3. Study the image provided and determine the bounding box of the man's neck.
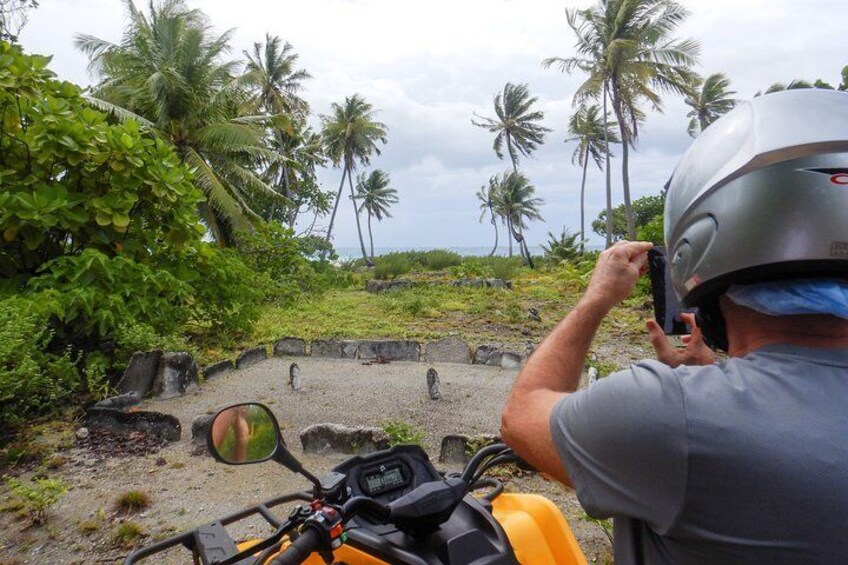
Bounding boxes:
[723,297,848,357]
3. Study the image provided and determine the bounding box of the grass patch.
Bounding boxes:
[113,522,145,547]
[115,490,151,514]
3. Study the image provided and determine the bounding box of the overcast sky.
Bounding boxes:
[20,0,848,250]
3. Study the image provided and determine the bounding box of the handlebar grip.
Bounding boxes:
[268,527,323,565]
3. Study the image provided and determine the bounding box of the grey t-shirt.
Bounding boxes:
[550,344,848,564]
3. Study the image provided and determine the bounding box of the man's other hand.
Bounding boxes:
[646,312,717,367]
[585,240,653,311]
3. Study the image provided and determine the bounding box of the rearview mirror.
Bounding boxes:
[207,403,282,465]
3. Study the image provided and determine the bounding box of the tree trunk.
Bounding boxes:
[579,152,589,255]
[506,217,513,257]
[367,211,375,261]
[489,213,499,257]
[612,76,636,240]
[348,165,372,266]
[507,132,518,174]
[518,223,535,269]
[602,81,613,248]
[325,167,347,243]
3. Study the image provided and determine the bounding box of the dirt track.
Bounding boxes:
[0,356,614,564]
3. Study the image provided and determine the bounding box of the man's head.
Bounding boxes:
[664,89,848,350]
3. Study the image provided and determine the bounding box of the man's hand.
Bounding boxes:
[646,312,717,367]
[584,240,653,311]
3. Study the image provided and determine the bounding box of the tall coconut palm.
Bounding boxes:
[544,0,699,240]
[262,119,327,226]
[354,170,398,261]
[242,33,311,117]
[477,176,502,257]
[321,94,388,265]
[472,82,552,173]
[75,0,281,245]
[241,34,312,221]
[566,105,620,253]
[494,171,544,268]
[685,73,737,137]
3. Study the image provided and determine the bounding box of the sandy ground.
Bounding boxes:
[0,356,614,564]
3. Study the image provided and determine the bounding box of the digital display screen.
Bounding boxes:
[363,465,406,495]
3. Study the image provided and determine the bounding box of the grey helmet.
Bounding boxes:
[665,89,848,349]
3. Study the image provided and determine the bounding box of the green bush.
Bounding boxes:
[462,256,523,280]
[411,249,463,270]
[382,420,425,446]
[0,297,79,431]
[637,214,664,245]
[542,228,584,264]
[373,253,414,280]
[447,262,494,279]
[236,224,314,304]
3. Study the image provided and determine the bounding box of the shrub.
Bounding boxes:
[462,256,523,281]
[0,296,79,431]
[542,228,584,264]
[414,249,462,270]
[382,420,425,446]
[447,262,494,279]
[637,214,664,245]
[373,253,414,280]
[4,476,68,525]
[236,223,314,304]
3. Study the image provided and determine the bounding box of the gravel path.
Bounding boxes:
[0,356,613,564]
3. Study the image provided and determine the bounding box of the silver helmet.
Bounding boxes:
[665,89,848,348]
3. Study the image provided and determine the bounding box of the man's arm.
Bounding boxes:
[501,241,652,486]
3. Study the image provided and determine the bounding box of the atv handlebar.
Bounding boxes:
[268,527,323,565]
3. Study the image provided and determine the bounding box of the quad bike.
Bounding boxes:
[125,403,586,564]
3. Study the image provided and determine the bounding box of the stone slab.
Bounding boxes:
[300,423,389,455]
[203,359,233,381]
[273,337,307,357]
[86,408,181,442]
[235,346,267,369]
[423,337,471,364]
[358,340,420,362]
[116,350,162,397]
[153,352,198,400]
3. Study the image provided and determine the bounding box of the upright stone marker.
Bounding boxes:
[116,350,162,397]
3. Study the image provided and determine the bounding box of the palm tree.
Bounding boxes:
[566,105,620,253]
[75,0,281,245]
[262,119,327,226]
[321,94,388,265]
[494,171,544,267]
[242,34,312,222]
[242,33,311,117]
[685,73,737,137]
[354,170,398,260]
[472,82,552,173]
[477,176,502,257]
[544,0,699,241]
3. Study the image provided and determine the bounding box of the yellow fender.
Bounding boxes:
[493,493,587,565]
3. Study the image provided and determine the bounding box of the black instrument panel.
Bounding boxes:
[332,444,441,504]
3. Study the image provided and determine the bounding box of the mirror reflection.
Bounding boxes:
[210,404,279,464]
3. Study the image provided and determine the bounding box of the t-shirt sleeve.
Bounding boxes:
[549,360,688,534]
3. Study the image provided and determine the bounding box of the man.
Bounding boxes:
[501,89,848,564]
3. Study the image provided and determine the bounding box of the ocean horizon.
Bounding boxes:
[334,245,604,261]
